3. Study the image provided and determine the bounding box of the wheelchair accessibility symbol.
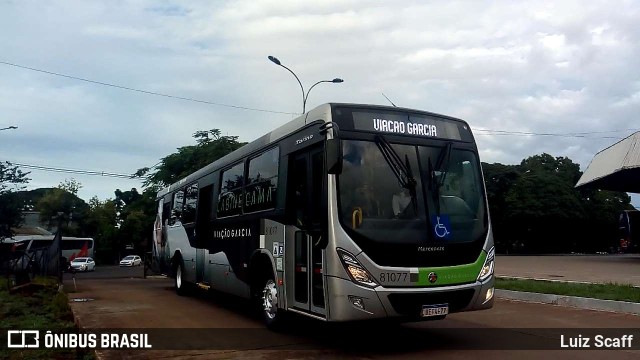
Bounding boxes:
[432,215,452,240]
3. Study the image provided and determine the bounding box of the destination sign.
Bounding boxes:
[351,111,463,140]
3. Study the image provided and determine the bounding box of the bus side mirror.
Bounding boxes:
[326,138,343,175]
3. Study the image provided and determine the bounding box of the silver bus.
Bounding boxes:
[153,103,494,327]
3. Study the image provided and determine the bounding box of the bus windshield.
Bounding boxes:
[338,139,487,247]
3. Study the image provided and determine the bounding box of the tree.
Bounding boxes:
[84,197,118,264]
[482,153,634,254]
[482,162,520,252]
[87,187,159,263]
[135,129,246,187]
[0,161,30,239]
[36,179,89,235]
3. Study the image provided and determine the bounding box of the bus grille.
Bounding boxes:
[387,289,476,316]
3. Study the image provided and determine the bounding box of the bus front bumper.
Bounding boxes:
[325,276,494,322]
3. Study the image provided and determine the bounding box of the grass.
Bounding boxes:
[0,276,94,360]
[496,277,640,303]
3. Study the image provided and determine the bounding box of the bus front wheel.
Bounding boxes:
[174,259,187,296]
[261,277,285,329]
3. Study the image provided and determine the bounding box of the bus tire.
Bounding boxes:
[174,258,188,296]
[261,275,286,329]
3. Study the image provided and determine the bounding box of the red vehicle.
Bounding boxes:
[619,210,640,253]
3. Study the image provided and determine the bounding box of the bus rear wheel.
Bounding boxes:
[261,277,285,329]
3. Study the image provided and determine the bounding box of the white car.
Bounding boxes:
[70,257,96,272]
[119,255,142,267]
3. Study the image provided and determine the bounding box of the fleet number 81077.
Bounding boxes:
[379,272,409,283]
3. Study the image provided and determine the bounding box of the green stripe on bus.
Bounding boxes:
[417,251,487,286]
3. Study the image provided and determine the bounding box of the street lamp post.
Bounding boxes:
[0,126,17,132]
[268,56,343,113]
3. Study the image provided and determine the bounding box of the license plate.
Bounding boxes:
[421,304,449,317]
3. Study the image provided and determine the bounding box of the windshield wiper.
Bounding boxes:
[434,141,453,187]
[428,141,453,215]
[374,135,418,213]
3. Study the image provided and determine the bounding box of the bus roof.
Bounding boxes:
[156,103,470,198]
[3,235,94,242]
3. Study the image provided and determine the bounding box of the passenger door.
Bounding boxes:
[288,146,326,315]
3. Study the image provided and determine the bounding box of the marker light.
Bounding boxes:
[484,287,494,304]
[477,247,495,282]
[349,295,365,310]
[337,248,378,288]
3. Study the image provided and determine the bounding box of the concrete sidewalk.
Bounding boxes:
[495,255,640,286]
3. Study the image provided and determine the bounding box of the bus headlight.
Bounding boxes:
[477,247,495,282]
[337,248,378,288]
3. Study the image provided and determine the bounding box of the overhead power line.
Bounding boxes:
[472,128,635,140]
[2,60,637,139]
[474,128,639,135]
[8,161,138,179]
[0,60,297,115]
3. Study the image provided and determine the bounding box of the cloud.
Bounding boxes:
[1,0,639,206]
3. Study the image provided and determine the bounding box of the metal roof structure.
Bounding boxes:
[576,131,640,193]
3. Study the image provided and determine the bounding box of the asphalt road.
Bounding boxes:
[64,264,145,280]
[67,274,640,359]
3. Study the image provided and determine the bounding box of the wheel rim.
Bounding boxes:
[176,266,182,289]
[262,280,278,320]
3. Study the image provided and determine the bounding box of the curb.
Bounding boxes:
[68,293,104,360]
[496,289,640,316]
[496,275,640,288]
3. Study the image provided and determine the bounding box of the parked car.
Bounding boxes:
[69,257,96,272]
[119,255,142,267]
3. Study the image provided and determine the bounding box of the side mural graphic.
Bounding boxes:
[204,221,261,284]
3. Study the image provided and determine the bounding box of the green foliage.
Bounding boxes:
[0,279,93,359]
[36,180,89,235]
[483,153,634,254]
[496,278,640,303]
[136,129,246,187]
[83,197,119,264]
[0,192,25,239]
[0,161,30,194]
[58,178,82,196]
[0,161,30,239]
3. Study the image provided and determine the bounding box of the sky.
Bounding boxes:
[1,0,639,207]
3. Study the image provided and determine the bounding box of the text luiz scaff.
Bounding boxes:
[6,330,152,349]
[561,334,634,349]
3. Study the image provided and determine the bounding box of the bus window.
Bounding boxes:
[30,240,50,250]
[182,183,198,224]
[290,156,308,227]
[310,151,324,228]
[162,200,171,229]
[245,147,279,213]
[171,190,184,225]
[218,162,245,217]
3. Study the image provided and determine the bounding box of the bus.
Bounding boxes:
[7,235,94,262]
[1,235,94,275]
[153,103,494,327]
[619,210,640,253]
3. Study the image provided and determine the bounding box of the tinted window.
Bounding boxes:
[291,157,308,227]
[245,147,279,213]
[338,140,427,244]
[30,240,50,250]
[62,240,93,250]
[171,190,184,225]
[310,151,324,227]
[182,183,198,224]
[218,162,245,217]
